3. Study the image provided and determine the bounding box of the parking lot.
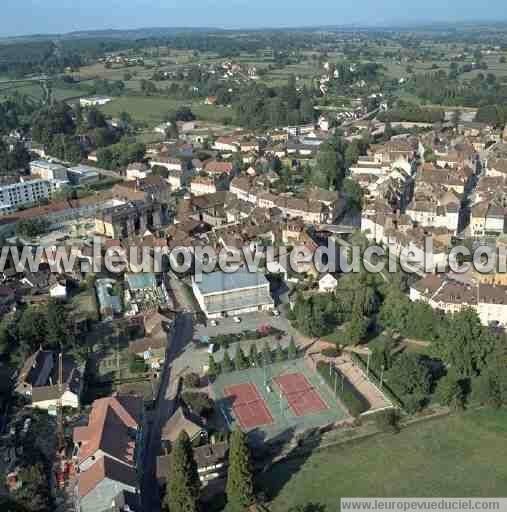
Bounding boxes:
[171,312,301,377]
[194,312,292,339]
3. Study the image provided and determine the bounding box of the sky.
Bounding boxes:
[3,0,507,37]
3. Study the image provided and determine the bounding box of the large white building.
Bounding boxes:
[0,177,66,214]
[30,160,68,181]
[192,270,274,319]
[410,274,507,327]
[79,96,112,107]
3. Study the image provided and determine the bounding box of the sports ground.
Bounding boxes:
[212,358,350,442]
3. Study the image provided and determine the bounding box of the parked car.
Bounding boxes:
[233,316,241,323]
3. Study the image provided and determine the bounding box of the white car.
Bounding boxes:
[210,319,218,327]
[233,316,241,323]
[272,309,280,317]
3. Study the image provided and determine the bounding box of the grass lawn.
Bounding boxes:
[100,95,234,126]
[0,82,86,102]
[258,408,507,511]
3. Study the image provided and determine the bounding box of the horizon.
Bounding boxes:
[3,0,507,38]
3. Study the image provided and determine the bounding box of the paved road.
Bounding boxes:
[141,310,194,512]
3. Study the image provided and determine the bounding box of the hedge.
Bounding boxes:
[316,361,370,417]
[350,352,405,411]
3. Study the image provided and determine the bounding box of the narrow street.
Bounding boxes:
[141,296,194,511]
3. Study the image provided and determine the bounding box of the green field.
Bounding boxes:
[99,95,234,125]
[259,408,507,511]
[0,82,86,102]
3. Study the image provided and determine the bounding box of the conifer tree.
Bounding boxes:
[222,350,233,373]
[208,354,218,379]
[288,337,297,360]
[164,430,200,512]
[261,341,272,366]
[226,428,255,510]
[275,342,286,363]
[248,343,258,367]
[234,345,247,370]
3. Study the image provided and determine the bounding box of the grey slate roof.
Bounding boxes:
[195,270,269,296]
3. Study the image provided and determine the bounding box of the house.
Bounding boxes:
[126,162,151,181]
[410,275,507,327]
[190,176,217,197]
[149,155,186,173]
[204,160,234,176]
[161,406,206,445]
[205,96,218,105]
[370,139,416,165]
[157,441,228,488]
[15,349,83,410]
[486,158,507,178]
[73,394,144,512]
[240,139,260,153]
[128,312,171,368]
[191,270,274,319]
[319,273,338,293]
[49,281,68,300]
[470,202,505,237]
[213,137,239,153]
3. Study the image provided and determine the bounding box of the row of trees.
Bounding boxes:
[164,429,255,512]
[96,140,146,170]
[234,76,315,129]
[407,70,507,107]
[378,102,445,124]
[208,339,298,378]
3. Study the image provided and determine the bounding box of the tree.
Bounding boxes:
[275,342,286,363]
[208,354,218,379]
[165,430,200,512]
[181,392,214,417]
[248,344,258,367]
[287,337,297,360]
[234,345,247,371]
[344,308,368,345]
[226,428,255,511]
[431,309,495,377]
[45,299,71,349]
[129,354,147,374]
[343,178,363,212]
[387,353,432,413]
[15,462,51,511]
[261,342,272,367]
[18,306,47,355]
[345,142,360,169]
[435,371,465,410]
[16,218,50,238]
[222,350,233,373]
[183,372,201,388]
[314,143,338,189]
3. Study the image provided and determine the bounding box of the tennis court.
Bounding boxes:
[212,358,350,442]
[274,373,328,417]
[224,382,273,429]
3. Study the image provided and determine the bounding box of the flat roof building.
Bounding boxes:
[191,270,274,319]
[67,165,100,186]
